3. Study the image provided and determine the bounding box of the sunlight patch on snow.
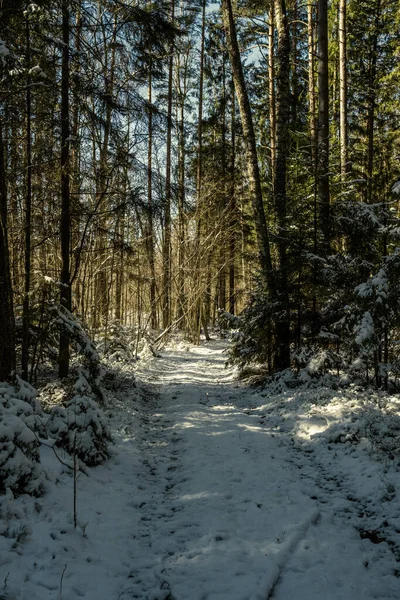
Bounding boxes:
[177,420,197,429]
[294,415,330,439]
[179,491,222,502]
[211,404,235,412]
[203,429,237,436]
[238,422,269,433]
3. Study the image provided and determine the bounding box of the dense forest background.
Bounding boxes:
[0,0,399,387]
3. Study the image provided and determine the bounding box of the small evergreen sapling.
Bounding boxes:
[46,371,112,466]
[0,381,45,496]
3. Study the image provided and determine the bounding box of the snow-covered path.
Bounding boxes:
[136,342,320,600]
[1,340,399,599]
[132,341,399,600]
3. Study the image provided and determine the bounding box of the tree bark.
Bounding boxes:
[229,91,236,315]
[366,0,381,204]
[269,4,276,181]
[317,0,330,253]
[162,0,175,329]
[221,0,273,289]
[191,0,206,342]
[308,1,317,163]
[308,0,318,338]
[339,0,348,180]
[147,64,157,329]
[218,56,227,312]
[0,118,16,381]
[59,0,71,378]
[22,16,32,380]
[177,80,186,325]
[273,0,291,370]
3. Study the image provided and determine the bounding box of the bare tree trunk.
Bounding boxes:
[71,2,82,308]
[0,118,16,381]
[59,0,71,378]
[162,0,175,329]
[94,15,117,329]
[317,0,330,253]
[269,4,276,180]
[177,86,186,324]
[196,0,206,214]
[274,0,291,370]
[147,65,157,329]
[366,0,381,204]
[115,215,124,322]
[308,1,317,163]
[22,16,32,380]
[229,91,236,315]
[218,57,227,311]
[222,0,273,290]
[290,1,300,127]
[339,0,348,180]
[308,0,318,339]
[191,0,206,342]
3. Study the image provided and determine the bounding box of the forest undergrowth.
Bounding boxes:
[1,329,400,598]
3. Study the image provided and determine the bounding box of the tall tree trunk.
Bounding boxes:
[115,215,124,322]
[308,0,318,338]
[229,91,236,315]
[71,2,82,301]
[147,65,157,329]
[59,0,71,378]
[274,0,291,370]
[218,56,227,311]
[366,0,381,204]
[222,0,273,290]
[0,118,16,381]
[317,0,330,253]
[308,1,317,163]
[22,16,32,380]
[196,0,206,214]
[162,0,175,329]
[190,0,206,342]
[290,1,300,128]
[339,0,348,180]
[269,4,276,181]
[177,85,186,324]
[94,14,117,329]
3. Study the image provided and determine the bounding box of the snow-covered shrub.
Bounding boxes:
[317,421,360,445]
[363,411,400,458]
[53,305,102,378]
[96,321,137,363]
[334,200,382,257]
[51,305,107,403]
[333,251,400,385]
[217,310,241,339]
[0,488,31,540]
[306,347,342,376]
[228,287,272,368]
[46,391,112,466]
[0,383,45,497]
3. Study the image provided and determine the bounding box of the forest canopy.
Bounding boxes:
[0,0,399,387]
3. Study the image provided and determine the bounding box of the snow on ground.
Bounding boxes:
[1,339,400,599]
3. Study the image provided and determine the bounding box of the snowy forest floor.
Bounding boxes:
[2,339,400,599]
